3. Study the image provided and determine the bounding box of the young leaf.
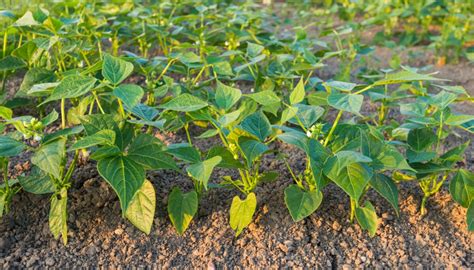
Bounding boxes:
[102,54,134,85]
[449,169,474,208]
[238,138,269,168]
[18,168,54,194]
[284,185,323,222]
[43,75,97,104]
[125,180,156,235]
[215,81,241,111]
[229,192,257,237]
[369,174,399,216]
[49,188,68,244]
[186,156,222,190]
[328,92,363,115]
[324,161,373,201]
[355,201,379,237]
[289,78,305,105]
[127,134,178,171]
[407,128,436,151]
[70,129,115,150]
[167,187,198,235]
[97,155,145,213]
[239,111,272,142]
[0,136,25,157]
[31,138,66,180]
[113,84,144,110]
[159,94,208,112]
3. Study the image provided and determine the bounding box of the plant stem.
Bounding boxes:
[324,110,343,147]
[61,98,66,129]
[350,198,356,222]
[184,123,192,146]
[420,195,428,216]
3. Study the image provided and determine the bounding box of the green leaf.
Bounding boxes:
[374,70,446,86]
[81,114,117,136]
[239,111,272,142]
[328,92,363,114]
[229,192,257,237]
[284,185,323,222]
[31,138,66,180]
[239,138,269,168]
[49,188,68,244]
[467,202,474,231]
[167,187,198,235]
[167,143,201,163]
[17,67,55,97]
[246,42,264,58]
[449,169,474,208]
[71,129,115,150]
[324,161,373,201]
[407,128,436,151]
[355,201,379,237]
[159,94,208,112]
[245,90,281,106]
[0,106,12,119]
[43,75,97,104]
[97,155,145,213]
[0,56,26,72]
[18,168,54,194]
[206,146,244,169]
[288,104,324,129]
[215,81,241,111]
[13,11,39,27]
[0,136,24,157]
[90,145,122,160]
[186,156,221,190]
[128,134,178,171]
[113,84,144,110]
[125,180,156,234]
[102,54,134,85]
[289,78,305,105]
[369,174,399,216]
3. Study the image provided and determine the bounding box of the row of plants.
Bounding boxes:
[289,0,474,64]
[0,1,473,244]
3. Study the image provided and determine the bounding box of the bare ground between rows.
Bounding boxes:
[0,48,473,268]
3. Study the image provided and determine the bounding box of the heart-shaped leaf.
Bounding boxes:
[284,185,323,222]
[167,187,198,235]
[126,180,156,234]
[102,54,134,85]
[229,192,257,236]
[355,201,379,237]
[215,81,241,111]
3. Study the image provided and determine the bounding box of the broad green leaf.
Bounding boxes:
[125,180,156,234]
[445,114,474,126]
[31,138,66,180]
[374,145,414,171]
[12,41,37,62]
[49,188,68,244]
[13,11,39,27]
[245,90,281,106]
[239,138,269,167]
[407,128,436,151]
[159,94,208,112]
[71,129,115,150]
[219,110,241,127]
[67,96,93,125]
[213,61,234,76]
[239,111,271,142]
[374,70,445,86]
[277,131,309,152]
[128,134,178,170]
[370,174,399,216]
[326,81,357,92]
[0,56,26,72]
[324,161,373,200]
[206,146,244,169]
[284,185,323,222]
[167,187,198,235]
[97,155,145,213]
[407,149,436,163]
[113,84,144,109]
[328,92,363,114]
[43,75,97,104]
[41,109,58,126]
[428,91,457,109]
[449,169,474,208]
[186,156,221,190]
[18,168,54,194]
[167,143,201,163]
[90,145,122,160]
[288,104,324,129]
[468,202,474,231]
[17,67,55,97]
[327,151,372,175]
[81,114,117,135]
[0,106,12,119]
[42,126,84,144]
[246,42,264,57]
[0,136,25,157]
[355,201,379,237]
[131,103,159,121]
[289,78,305,105]
[102,54,134,85]
[196,129,219,139]
[280,106,298,124]
[230,192,257,236]
[215,81,241,111]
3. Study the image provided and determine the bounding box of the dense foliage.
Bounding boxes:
[0,0,472,244]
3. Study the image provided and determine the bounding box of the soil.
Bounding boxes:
[1,22,473,270]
